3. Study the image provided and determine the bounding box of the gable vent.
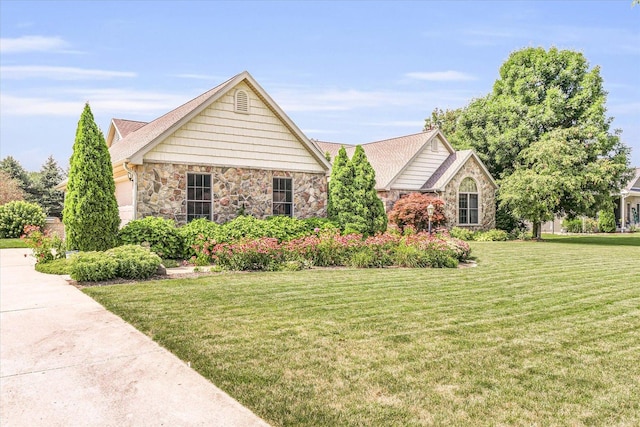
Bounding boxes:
[235,90,249,113]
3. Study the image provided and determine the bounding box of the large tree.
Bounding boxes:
[63,103,120,251]
[431,47,630,237]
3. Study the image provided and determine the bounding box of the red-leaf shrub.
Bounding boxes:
[388,194,446,233]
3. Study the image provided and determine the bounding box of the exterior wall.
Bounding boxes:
[145,82,325,173]
[136,162,327,225]
[442,156,496,230]
[377,190,403,212]
[391,136,451,190]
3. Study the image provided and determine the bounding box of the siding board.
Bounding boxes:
[145,82,325,173]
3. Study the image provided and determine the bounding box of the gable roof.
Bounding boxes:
[109,71,330,171]
[316,128,451,189]
[624,167,640,192]
[113,119,148,139]
[421,149,497,191]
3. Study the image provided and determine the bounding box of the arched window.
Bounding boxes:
[458,177,478,225]
[234,89,249,113]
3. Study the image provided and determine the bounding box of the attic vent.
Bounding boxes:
[431,138,438,152]
[235,90,249,113]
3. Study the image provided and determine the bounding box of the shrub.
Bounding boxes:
[211,238,285,271]
[69,252,118,282]
[180,218,221,258]
[583,218,598,233]
[388,194,446,233]
[21,224,65,264]
[0,201,46,238]
[35,258,71,275]
[474,229,509,241]
[119,216,184,259]
[394,244,432,268]
[562,218,583,233]
[215,215,268,243]
[106,245,162,279]
[495,204,525,232]
[598,210,616,233]
[450,226,476,241]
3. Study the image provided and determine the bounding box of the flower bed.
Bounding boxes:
[193,229,470,271]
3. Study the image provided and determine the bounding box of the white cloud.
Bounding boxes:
[173,73,224,80]
[0,89,188,117]
[405,71,477,82]
[365,120,426,127]
[0,35,69,53]
[1,66,136,80]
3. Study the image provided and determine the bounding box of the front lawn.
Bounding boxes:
[85,235,640,426]
[0,238,28,249]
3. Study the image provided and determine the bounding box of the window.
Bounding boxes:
[458,177,478,225]
[234,89,249,113]
[273,177,293,217]
[187,173,212,222]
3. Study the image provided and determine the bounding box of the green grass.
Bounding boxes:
[0,238,28,249]
[85,234,640,426]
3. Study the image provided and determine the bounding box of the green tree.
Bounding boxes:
[499,127,629,238]
[350,145,387,235]
[423,107,466,149]
[63,103,120,251]
[33,156,66,218]
[327,146,352,223]
[435,47,630,237]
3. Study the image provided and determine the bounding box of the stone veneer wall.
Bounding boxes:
[136,163,327,225]
[441,156,496,230]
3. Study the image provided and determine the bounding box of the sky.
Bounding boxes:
[1,0,639,172]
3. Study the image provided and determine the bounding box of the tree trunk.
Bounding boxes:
[532,221,542,240]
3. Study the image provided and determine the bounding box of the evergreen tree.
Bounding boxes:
[350,145,387,235]
[34,156,66,218]
[63,103,120,251]
[327,147,351,222]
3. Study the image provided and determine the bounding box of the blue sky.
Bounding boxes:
[1,0,639,171]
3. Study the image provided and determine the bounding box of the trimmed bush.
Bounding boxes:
[119,216,184,259]
[450,226,475,241]
[598,210,616,233]
[562,218,583,233]
[180,218,221,258]
[106,245,162,279]
[35,258,71,275]
[474,229,509,241]
[0,201,45,238]
[70,252,118,282]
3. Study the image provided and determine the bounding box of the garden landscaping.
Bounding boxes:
[84,234,640,426]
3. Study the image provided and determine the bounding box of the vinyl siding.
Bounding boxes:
[391,136,450,190]
[145,82,325,173]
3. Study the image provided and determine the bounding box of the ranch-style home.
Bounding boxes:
[103,71,497,229]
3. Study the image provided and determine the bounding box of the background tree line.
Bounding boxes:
[0,155,66,218]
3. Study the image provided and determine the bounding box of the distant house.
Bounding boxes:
[317,131,498,230]
[104,71,331,225]
[615,167,640,230]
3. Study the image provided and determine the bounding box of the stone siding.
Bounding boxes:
[136,163,327,224]
[441,157,496,230]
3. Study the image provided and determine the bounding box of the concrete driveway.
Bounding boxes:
[0,248,270,427]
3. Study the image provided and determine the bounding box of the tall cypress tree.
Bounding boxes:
[63,104,120,251]
[327,147,352,222]
[350,145,387,235]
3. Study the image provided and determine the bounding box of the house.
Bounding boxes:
[316,131,498,230]
[615,167,640,230]
[105,71,331,225]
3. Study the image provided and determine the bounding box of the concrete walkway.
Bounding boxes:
[0,249,270,427]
